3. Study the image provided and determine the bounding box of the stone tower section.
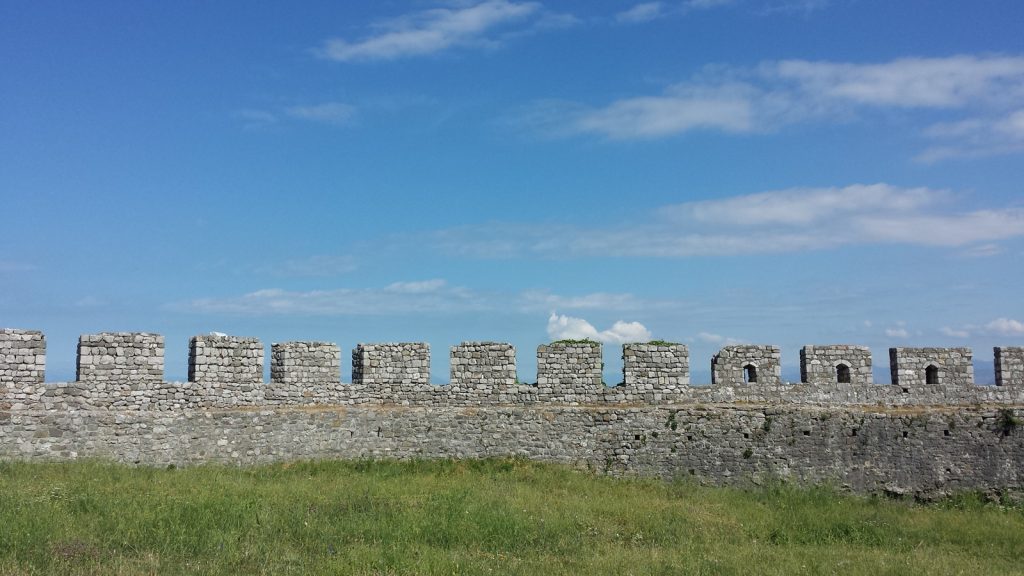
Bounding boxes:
[188,334,264,385]
[711,345,781,385]
[889,347,973,387]
[449,342,517,389]
[800,345,872,385]
[351,343,431,396]
[77,332,164,383]
[995,347,1024,387]
[536,341,603,398]
[622,343,689,391]
[0,328,46,386]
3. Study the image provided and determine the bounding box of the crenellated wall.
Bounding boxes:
[890,347,974,388]
[4,327,1024,494]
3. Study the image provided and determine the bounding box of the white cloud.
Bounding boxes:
[285,102,356,125]
[940,326,970,338]
[695,332,742,345]
[233,109,278,130]
[985,318,1024,336]
[317,1,542,62]
[956,243,1004,258]
[616,2,665,23]
[546,313,651,344]
[885,327,909,339]
[430,184,1024,257]
[519,290,646,311]
[918,109,1024,161]
[526,55,1024,147]
[175,280,487,316]
[259,255,357,277]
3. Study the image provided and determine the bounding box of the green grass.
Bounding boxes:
[1,459,1023,575]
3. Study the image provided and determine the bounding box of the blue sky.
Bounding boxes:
[2,0,1023,383]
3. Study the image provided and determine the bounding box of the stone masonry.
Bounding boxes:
[6,326,1024,495]
[800,345,872,385]
[352,343,431,400]
[0,329,45,385]
[536,341,603,402]
[76,332,164,383]
[996,347,1024,387]
[889,347,974,387]
[188,335,264,385]
[267,341,342,403]
[449,342,517,390]
[712,345,781,385]
[622,343,689,393]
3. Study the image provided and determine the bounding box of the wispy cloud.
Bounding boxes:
[172,282,659,318]
[616,2,666,23]
[257,255,358,277]
[522,54,1024,154]
[546,312,651,344]
[285,102,356,125]
[429,184,1024,258]
[918,109,1024,161]
[316,1,545,62]
[695,331,743,345]
[174,280,488,316]
[232,109,279,130]
[934,318,1024,339]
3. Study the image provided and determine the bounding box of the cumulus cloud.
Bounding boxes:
[317,1,543,62]
[522,54,1024,154]
[430,183,1024,258]
[986,318,1024,336]
[546,313,651,344]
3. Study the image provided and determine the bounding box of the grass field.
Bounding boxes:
[1,458,1022,575]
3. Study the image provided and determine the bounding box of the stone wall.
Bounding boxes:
[4,403,1024,498]
[266,341,342,404]
[800,345,872,385]
[536,341,602,403]
[712,345,781,385]
[0,329,45,386]
[889,347,974,388]
[996,347,1024,387]
[188,335,263,384]
[76,333,163,383]
[352,343,431,403]
[449,342,517,402]
[622,343,689,400]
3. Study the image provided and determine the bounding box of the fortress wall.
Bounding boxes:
[622,343,689,402]
[1,329,45,394]
[266,341,343,404]
[76,332,164,384]
[3,403,1023,498]
[536,342,603,404]
[996,347,1024,387]
[449,342,517,403]
[351,343,433,404]
[3,328,1024,410]
[712,345,782,385]
[890,347,974,388]
[800,345,873,385]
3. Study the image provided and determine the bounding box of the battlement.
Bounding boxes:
[4,327,1024,495]
[2,327,1024,411]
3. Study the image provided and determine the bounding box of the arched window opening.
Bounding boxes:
[836,363,851,384]
[926,365,939,385]
[743,364,758,384]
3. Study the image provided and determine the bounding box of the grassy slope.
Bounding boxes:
[0,459,1022,575]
